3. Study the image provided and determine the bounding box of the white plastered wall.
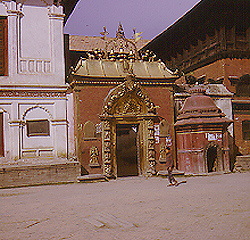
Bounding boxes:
[0,1,70,163]
[0,0,65,85]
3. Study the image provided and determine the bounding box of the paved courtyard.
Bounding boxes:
[0,172,250,240]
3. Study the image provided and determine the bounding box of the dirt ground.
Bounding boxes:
[0,172,249,240]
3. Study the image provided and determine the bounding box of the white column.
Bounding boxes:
[6,1,22,77]
[48,5,65,84]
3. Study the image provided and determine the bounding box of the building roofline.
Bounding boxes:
[142,0,250,55]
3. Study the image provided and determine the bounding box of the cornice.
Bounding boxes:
[0,90,67,98]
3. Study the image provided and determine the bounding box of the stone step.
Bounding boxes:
[77,174,108,183]
[157,170,185,176]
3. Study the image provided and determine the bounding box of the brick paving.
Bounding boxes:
[0,172,250,240]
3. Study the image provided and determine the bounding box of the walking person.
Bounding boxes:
[167,165,187,187]
[167,165,178,186]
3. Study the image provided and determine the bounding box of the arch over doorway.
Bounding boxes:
[100,75,158,178]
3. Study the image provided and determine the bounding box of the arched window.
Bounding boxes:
[83,121,96,138]
[23,106,51,138]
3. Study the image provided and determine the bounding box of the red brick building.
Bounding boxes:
[143,0,250,156]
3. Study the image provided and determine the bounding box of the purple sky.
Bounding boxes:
[64,0,201,40]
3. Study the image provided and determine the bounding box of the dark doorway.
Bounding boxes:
[207,146,217,172]
[0,113,3,157]
[116,124,138,177]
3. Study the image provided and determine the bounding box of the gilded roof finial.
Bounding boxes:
[133,28,143,43]
[116,22,126,39]
[100,26,109,40]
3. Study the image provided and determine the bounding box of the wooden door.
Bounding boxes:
[116,124,138,177]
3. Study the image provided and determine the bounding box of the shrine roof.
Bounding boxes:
[69,35,150,52]
[175,85,233,127]
[72,58,178,80]
[175,84,234,98]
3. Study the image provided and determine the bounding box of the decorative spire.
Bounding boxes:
[86,23,158,62]
[116,22,126,39]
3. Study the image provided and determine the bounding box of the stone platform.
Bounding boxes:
[234,155,250,172]
[0,159,81,188]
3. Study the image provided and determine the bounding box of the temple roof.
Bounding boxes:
[175,86,233,126]
[71,58,178,80]
[69,24,178,83]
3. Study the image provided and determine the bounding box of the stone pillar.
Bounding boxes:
[147,119,156,175]
[102,120,112,177]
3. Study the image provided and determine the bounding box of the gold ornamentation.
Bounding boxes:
[114,96,142,115]
[102,76,156,115]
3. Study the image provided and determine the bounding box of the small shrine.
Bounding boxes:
[175,85,233,174]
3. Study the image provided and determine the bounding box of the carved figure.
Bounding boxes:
[104,130,110,140]
[115,97,142,115]
[89,146,100,166]
[148,129,154,139]
[159,143,167,163]
[148,139,154,149]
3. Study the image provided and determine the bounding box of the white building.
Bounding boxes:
[0,0,79,187]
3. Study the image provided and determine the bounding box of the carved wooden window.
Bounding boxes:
[0,17,8,76]
[236,84,250,97]
[26,120,50,137]
[242,121,250,141]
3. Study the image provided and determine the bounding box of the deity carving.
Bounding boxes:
[104,130,111,141]
[104,163,112,176]
[104,141,111,152]
[102,77,156,116]
[103,151,111,162]
[114,96,142,115]
[148,159,156,175]
[89,146,100,167]
[148,129,154,139]
[159,142,167,163]
[148,149,155,160]
[103,120,110,130]
[148,139,154,149]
